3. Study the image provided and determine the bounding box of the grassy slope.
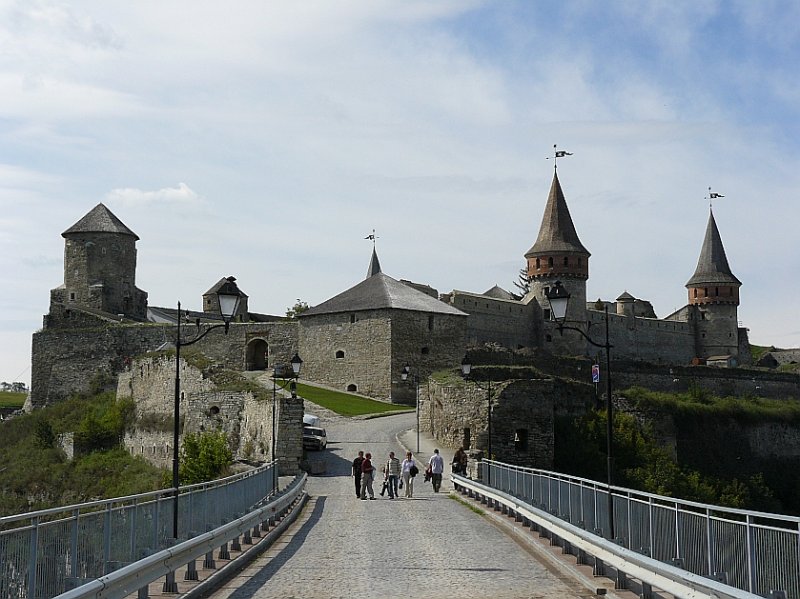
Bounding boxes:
[0,391,26,408]
[295,382,413,416]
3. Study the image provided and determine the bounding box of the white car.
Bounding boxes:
[302,426,327,450]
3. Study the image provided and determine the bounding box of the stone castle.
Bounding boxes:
[30,170,750,411]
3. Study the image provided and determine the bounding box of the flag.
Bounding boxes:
[709,192,724,199]
[555,150,573,158]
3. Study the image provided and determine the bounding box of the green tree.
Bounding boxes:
[511,267,531,299]
[34,418,55,449]
[285,299,310,319]
[179,431,233,485]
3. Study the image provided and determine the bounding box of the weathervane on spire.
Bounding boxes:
[546,144,573,170]
[364,229,379,247]
[705,187,725,209]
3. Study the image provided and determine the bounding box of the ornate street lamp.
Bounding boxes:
[545,280,616,540]
[400,364,420,453]
[460,355,493,486]
[172,276,242,540]
[272,353,303,495]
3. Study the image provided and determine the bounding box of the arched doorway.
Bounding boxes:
[246,339,268,371]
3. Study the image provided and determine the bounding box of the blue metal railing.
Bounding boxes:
[0,461,276,599]
[482,459,800,598]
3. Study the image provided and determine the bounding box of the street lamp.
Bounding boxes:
[272,353,303,495]
[545,280,616,540]
[400,364,420,453]
[460,355,493,486]
[172,276,242,539]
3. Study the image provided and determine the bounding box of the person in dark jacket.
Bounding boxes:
[352,451,364,498]
[359,452,376,500]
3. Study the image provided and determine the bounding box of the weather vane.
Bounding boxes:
[364,229,379,247]
[546,144,573,170]
[705,187,725,209]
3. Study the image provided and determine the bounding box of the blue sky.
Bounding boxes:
[2,1,799,385]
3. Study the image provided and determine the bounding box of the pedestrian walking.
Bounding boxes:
[359,452,376,500]
[352,451,364,498]
[401,451,418,498]
[384,451,401,499]
[428,448,445,493]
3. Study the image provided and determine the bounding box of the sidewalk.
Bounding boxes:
[396,426,460,492]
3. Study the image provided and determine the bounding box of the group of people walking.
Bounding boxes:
[351,447,456,499]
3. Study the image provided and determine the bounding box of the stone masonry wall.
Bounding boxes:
[446,291,538,350]
[299,310,392,399]
[30,319,298,408]
[119,356,302,475]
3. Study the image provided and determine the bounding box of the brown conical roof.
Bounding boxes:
[525,173,589,257]
[62,203,139,240]
[686,209,741,287]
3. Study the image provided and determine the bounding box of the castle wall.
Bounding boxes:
[587,309,696,364]
[119,356,303,475]
[31,319,298,409]
[298,310,393,399]
[423,376,594,468]
[445,291,538,350]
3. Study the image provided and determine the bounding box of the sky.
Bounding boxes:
[2,1,799,386]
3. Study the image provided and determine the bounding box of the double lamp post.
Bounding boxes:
[545,280,616,540]
[400,364,420,453]
[272,353,303,495]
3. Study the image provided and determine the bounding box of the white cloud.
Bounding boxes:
[106,182,200,206]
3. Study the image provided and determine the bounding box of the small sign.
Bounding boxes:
[591,364,600,384]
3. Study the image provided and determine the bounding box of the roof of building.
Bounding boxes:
[525,172,590,257]
[686,209,741,287]
[616,291,635,301]
[62,203,139,240]
[203,276,249,299]
[301,250,467,317]
[483,285,516,300]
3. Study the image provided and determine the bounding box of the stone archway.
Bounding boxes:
[246,339,268,371]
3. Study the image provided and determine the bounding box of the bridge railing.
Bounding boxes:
[0,461,277,599]
[483,459,800,598]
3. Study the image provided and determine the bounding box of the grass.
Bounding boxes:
[294,383,413,416]
[449,493,485,515]
[0,392,26,409]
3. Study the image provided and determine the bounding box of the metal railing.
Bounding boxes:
[0,461,277,599]
[482,459,800,598]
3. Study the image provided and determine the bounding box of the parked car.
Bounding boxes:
[302,426,327,450]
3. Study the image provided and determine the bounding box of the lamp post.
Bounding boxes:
[272,353,303,495]
[400,364,420,453]
[545,280,615,540]
[460,355,493,487]
[172,276,242,540]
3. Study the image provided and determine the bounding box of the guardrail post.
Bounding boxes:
[746,514,755,593]
[641,581,653,599]
[185,558,199,581]
[104,503,113,574]
[218,541,231,560]
[231,534,242,552]
[27,516,39,599]
[70,508,80,580]
[593,557,605,577]
[204,550,216,569]
[162,571,178,593]
[615,569,627,590]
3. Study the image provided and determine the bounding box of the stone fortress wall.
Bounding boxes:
[117,356,303,475]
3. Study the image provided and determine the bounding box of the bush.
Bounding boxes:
[178,431,233,485]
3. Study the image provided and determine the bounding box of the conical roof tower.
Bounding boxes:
[686,209,741,305]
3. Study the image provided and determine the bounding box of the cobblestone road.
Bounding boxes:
[210,411,598,599]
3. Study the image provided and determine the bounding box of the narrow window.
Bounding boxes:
[563,256,569,266]
[69,292,76,301]
[578,257,583,266]
[421,347,430,355]
[715,287,719,296]
[428,314,434,330]
[548,257,554,268]
[535,257,541,269]
[545,334,552,342]
[693,289,698,298]
[543,309,551,321]
[335,350,345,359]
[463,428,471,450]
[347,384,357,392]
[704,288,709,297]
[350,314,356,323]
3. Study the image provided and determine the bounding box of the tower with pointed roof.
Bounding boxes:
[525,172,591,354]
[49,203,148,322]
[686,209,742,360]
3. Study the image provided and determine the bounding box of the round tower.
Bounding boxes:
[685,209,741,361]
[51,203,148,320]
[525,172,591,355]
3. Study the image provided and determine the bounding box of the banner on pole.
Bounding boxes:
[591,364,600,384]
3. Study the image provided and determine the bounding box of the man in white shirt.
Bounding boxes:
[428,448,445,493]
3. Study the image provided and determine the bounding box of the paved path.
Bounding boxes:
[210,411,601,599]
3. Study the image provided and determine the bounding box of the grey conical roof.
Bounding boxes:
[483,285,515,300]
[300,272,466,317]
[62,203,139,240]
[525,172,589,257]
[686,210,741,287]
[367,247,382,278]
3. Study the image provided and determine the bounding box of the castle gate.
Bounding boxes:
[246,339,268,370]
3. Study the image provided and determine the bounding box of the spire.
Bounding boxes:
[62,203,139,240]
[686,209,740,287]
[525,172,589,257]
[366,247,382,278]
